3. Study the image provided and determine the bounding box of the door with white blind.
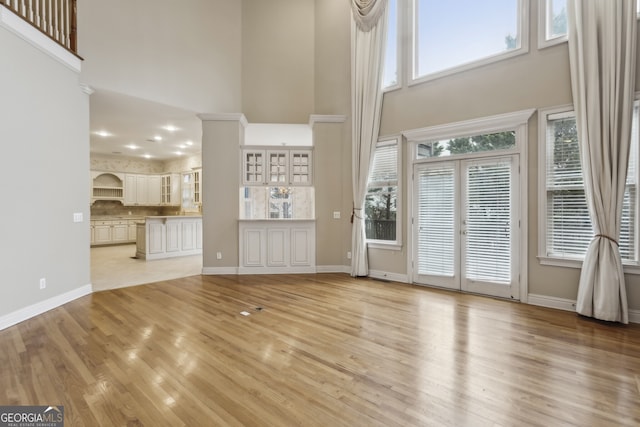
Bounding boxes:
[413,155,520,299]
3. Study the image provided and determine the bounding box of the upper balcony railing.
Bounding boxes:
[2,0,77,53]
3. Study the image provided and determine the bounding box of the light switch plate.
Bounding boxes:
[73,212,83,223]
[333,211,341,219]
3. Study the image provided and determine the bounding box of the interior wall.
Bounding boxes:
[0,26,90,318]
[77,0,242,114]
[201,118,243,270]
[314,0,353,268]
[242,0,315,123]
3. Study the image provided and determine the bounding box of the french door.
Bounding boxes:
[413,155,520,299]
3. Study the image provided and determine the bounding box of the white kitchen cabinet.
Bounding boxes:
[238,220,316,273]
[161,173,181,206]
[242,148,312,186]
[91,172,124,204]
[136,216,203,260]
[124,174,162,206]
[147,175,162,205]
[93,221,112,245]
[111,221,128,243]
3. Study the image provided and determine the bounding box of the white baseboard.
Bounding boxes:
[0,284,92,331]
[316,265,350,274]
[237,266,317,275]
[202,267,239,275]
[368,269,409,283]
[527,293,576,312]
[528,293,640,324]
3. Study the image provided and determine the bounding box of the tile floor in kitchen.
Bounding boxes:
[91,244,202,292]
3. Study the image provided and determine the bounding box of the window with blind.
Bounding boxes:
[542,105,638,265]
[365,141,400,245]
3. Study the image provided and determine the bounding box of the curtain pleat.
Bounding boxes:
[350,0,388,277]
[568,0,637,323]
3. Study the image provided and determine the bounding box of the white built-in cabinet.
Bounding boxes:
[238,220,316,274]
[242,148,312,186]
[91,219,140,246]
[124,174,161,206]
[161,173,181,206]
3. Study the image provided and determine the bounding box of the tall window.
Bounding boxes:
[540,105,639,265]
[365,140,400,245]
[539,0,567,48]
[413,0,526,81]
[382,0,399,89]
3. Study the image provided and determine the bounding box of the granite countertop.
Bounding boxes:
[91,215,145,221]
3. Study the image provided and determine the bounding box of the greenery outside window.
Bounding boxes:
[365,139,401,247]
[539,104,639,268]
[538,0,567,49]
[416,131,516,159]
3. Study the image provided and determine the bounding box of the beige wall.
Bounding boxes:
[78,0,242,113]
[0,25,90,318]
[201,118,243,269]
[242,0,315,123]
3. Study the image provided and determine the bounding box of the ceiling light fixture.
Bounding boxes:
[143,154,152,159]
[185,140,194,146]
[175,151,184,156]
[153,135,163,141]
[94,130,111,137]
[126,144,139,150]
[163,125,179,132]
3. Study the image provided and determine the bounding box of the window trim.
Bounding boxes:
[366,137,403,250]
[538,0,568,49]
[537,103,640,273]
[382,0,401,92]
[409,0,530,85]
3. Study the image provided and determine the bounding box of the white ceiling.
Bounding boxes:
[89,90,202,161]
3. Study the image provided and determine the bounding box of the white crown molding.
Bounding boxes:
[309,115,347,127]
[0,284,92,331]
[0,5,81,73]
[403,109,536,142]
[80,83,95,95]
[197,113,248,128]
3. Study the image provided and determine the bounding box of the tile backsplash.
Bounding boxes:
[91,200,183,217]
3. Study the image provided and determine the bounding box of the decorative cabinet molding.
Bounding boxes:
[238,220,316,274]
[91,172,124,204]
[90,219,140,246]
[242,147,313,186]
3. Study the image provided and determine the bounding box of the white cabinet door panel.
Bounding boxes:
[267,228,287,267]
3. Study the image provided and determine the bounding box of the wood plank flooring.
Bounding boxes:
[1,273,639,426]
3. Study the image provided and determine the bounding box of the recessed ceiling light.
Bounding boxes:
[185,140,194,146]
[153,135,162,141]
[126,144,139,150]
[178,144,186,149]
[163,125,179,132]
[175,151,184,156]
[94,130,111,137]
[143,154,152,159]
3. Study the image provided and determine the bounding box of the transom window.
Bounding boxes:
[413,0,526,81]
[416,131,516,159]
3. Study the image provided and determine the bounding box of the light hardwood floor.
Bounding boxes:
[1,274,639,426]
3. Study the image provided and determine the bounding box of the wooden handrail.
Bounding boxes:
[2,0,77,54]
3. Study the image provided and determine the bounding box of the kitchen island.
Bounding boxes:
[136,216,202,260]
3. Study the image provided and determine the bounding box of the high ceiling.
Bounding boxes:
[89,90,202,161]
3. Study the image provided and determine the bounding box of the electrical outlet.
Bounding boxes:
[333,211,341,219]
[216,252,222,260]
[39,278,46,289]
[347,251,352,259]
